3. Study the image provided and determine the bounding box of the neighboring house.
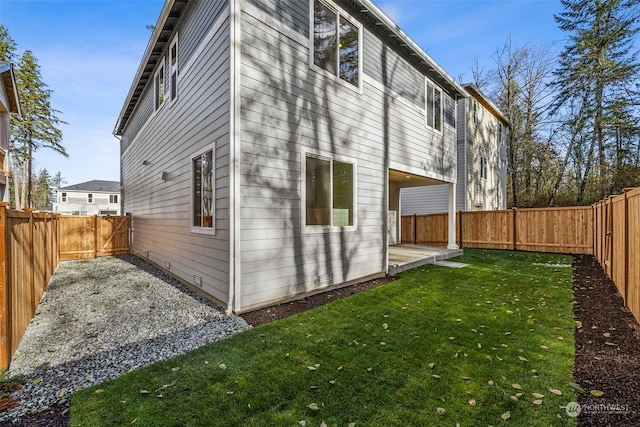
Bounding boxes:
[0,61,21,203]
[115,0,466,312]
[53,180,121,215]
[402,84,509,214]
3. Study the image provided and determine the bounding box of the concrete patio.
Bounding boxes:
[388,244,464,275]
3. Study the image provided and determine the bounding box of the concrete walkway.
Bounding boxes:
[388,244,464,275]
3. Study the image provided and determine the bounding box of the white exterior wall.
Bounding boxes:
[54,190,121,215]
[236,0,456,310]
[120,1,233,304]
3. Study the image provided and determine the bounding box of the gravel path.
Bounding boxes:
[1,255,249,425]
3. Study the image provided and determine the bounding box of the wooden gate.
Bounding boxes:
[59,215,130,260]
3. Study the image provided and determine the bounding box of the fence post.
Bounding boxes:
[623,189,631,304]
[93,215,98,258]
[458,211,463,248]
[23,208,36,314]
[0,202,8,368]
[413,214,417,244]
[512,207,517,251]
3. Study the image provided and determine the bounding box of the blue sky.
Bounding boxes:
[0,0,565,187]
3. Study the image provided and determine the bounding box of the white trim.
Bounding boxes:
[169,32,179,104]
[389,160,453,184]
[425,77,443,134]
[190,144,216,236]
[301,150,358,234]
[228,0,242,313]
[153,57,166,112]
[308,0,363,94]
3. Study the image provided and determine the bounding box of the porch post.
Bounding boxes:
[447,183,459,250]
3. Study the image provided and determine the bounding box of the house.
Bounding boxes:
[53,180,121,215]
[0,61,21,203]
[115,0,466,313]
[402,84,509,214]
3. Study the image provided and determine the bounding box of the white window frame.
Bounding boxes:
[425,78,443,133]
[309,0,363,93]
[88,193,93,203]
[480,157,488,180]
[190,144,216,235]
[169,33,179,103]
[154,57,166,111]
[109,194,118,204]
[302,151,357,233]
[472,100,478,126]
[61,192,67,203]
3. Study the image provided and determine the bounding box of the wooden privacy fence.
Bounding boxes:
[0,204,59,368]
[0,211,130,368]
[59,215,131,260]
[401,206,593,254]
[593,188,640,324]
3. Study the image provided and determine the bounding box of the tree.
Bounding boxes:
[549,0,640,204]
[11,50,68,209]
[0,25,17,61]
[33,168,53,209]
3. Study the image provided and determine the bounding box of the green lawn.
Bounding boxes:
[70,249,577,426]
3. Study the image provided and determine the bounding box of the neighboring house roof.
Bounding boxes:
[58,180,121,193]
[463,83,510,127]
[114,0,467,136]
[0,61,21,117]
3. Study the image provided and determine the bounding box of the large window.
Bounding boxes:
[154,59,165,111]
[313,0,359,87]
[305,155,354,227]
[170,35,178,102]
[192,149,214,230]
[426,80,442,131]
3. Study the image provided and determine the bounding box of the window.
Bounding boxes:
[88,193,93,203]
[305,155,354,227]
[480,157,488,180]
[109,194,118,204]
[154,59,165,110]
[312,0,359,87]
[61,192,67,203]
[170,35,178,101]
[498,122,504,145]
[472,100,478,126]
[192,149,214,230]
[426,80,442,131]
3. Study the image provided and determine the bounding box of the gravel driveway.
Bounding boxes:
[1,255,249,424]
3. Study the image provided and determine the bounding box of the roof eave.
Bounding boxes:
[463,83,510,127]
[0,63,22,118]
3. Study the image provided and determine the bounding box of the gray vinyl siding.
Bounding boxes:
[121,3,232,303]
[247,0,308,36]
[363,28,425,110]
[237,5,455,310]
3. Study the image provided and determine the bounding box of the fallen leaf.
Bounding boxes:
[307,366,317,371]
[94,389,104,394]
[469,398,477,406]
[604,342,617,346]
[140,390,150,395]
[532,393,544,399]
[298,421,306,426]
[320,422,327,427]
[308,403,319,411]
[172,367,180,371]
[548,388,563,396]
[518,356,528,362]
[512,383,523,390]
[533,399,543,405]
[501,411,511,420]
[348,424,356,427]
[591,390,604,397]
[432,374,441,379]
[428,363,435,369]
[436,407,446,415]
[218,364,226,370]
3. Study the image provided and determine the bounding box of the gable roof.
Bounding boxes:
[463,84,510,127]
[114,0,467,136]
[0,61,21,117]
[58,180,121,193]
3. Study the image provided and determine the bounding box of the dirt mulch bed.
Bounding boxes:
[573,254,640,426]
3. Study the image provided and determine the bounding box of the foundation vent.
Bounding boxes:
[193,275,202,287]
[318,274,334,286]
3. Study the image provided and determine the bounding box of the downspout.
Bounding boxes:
[227,0,242,314]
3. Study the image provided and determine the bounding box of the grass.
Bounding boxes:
[70,249,577,426]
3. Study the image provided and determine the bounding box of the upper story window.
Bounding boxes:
[154,59,165,111]
[472,100,478,126]
[480,157,488,180]
[498,122,504,145]
[61,192,67,203]
[312,0,360,87]
[426,80,442,131]
[88,193,93,203]
[109,194,118,204]
[305,154,355,227]
[169,34,178,102]
[192,148,214,232]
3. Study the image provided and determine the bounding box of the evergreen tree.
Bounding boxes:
[550,0,640,204]
[33,168,52,209]
[0,25,17,61]
[11,50,68,209]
